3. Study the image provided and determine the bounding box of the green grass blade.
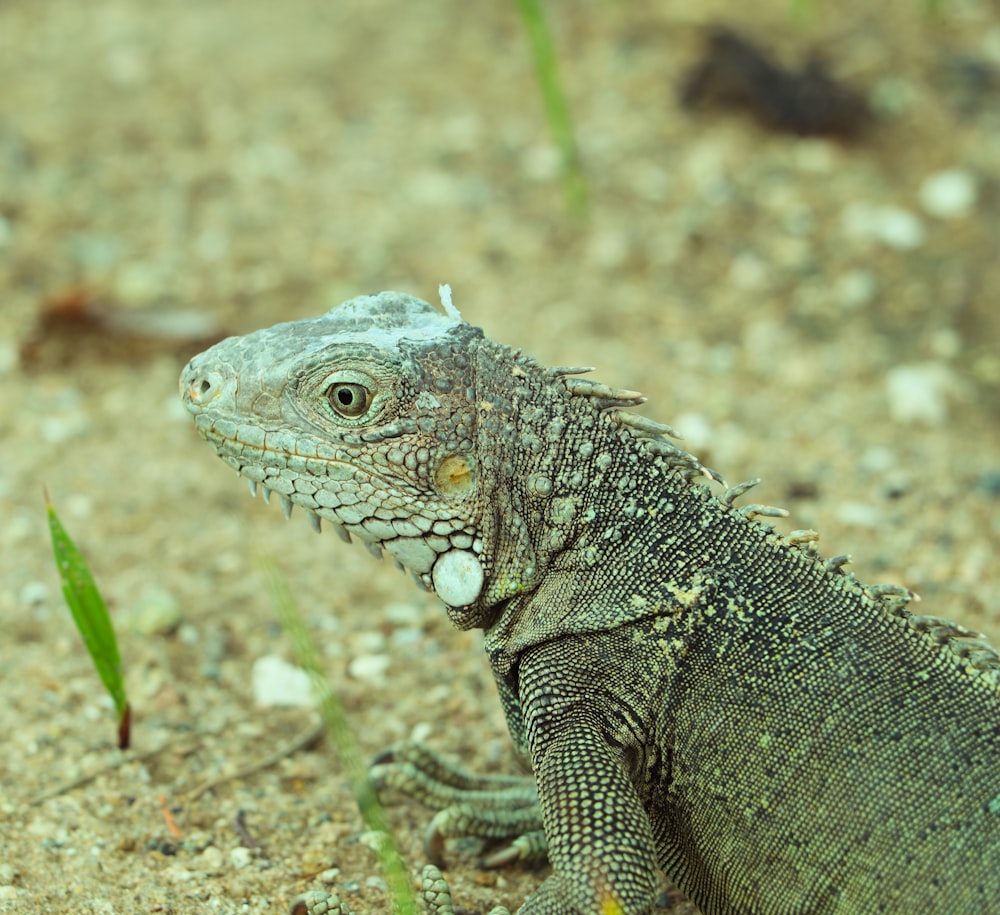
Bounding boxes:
[46,494,131,749]
[261,560,418,915]
[515,0,588,216]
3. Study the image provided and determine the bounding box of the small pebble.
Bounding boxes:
[197,845,224,870]
[918,169,976,219]
[0,340,17,375]
[229,847,253,869]
[358,832,388,854]
[728,252,767,291]
[348,630,386,654]
[69,233,122,270]
[251,654,314,708]
[835,502,882,528]
[383,602,424,626]
[586,230,630,270]
[347,653,391,681]
[39,413,92,444]
[974,470,1000,498]
[18,581,49,608]
[114,260,169,306]
[118,586,182,636]
[833,269,878,311]
[389,627,425,648]
[883,474,911,500]
[410,721,434,743]
[885,362,953,425]
[673,412,713,454]
[522,144,560,181]
[859,446,897,475]
[841,202,925,250]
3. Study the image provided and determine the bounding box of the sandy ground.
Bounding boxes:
[1,1,999,912]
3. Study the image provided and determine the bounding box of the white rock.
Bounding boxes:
[347,653,391,681]
[673,412,713,454]
[522,144,560,180]
[18,581,49,607]
[728,252,767,290]
[119,586,182,636]
[859,446,897,474]
[114,260,168,306]
[0,340,17,375]
[835,502,882,528]
[885,362,954,425]
[383,602,425,626]
[229,847,253,869]
[834,269,878,311]
[197,845,224,871]
[409,721,434,743]
[918,169,976,219]
[251,654,314,708]
[586,230,630,270]
[841,203,925,250]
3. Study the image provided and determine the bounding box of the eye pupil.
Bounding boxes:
[337,388,353,406]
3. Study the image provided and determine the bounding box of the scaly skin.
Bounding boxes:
[181,290,1000,914]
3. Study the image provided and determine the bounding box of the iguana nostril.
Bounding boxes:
[185,374,213,404]
[180,362,225,408]
[186,377,211,402]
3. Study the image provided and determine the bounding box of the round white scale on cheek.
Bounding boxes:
[432,549,485,607]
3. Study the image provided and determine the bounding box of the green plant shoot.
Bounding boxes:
[46,494,131,749]
[515,0,588,215]
[262,559,418,915]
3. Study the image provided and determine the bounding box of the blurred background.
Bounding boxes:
[1,1,998,912]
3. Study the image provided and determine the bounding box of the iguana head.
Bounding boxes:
[181,289,716,640]
[180,289,496,619]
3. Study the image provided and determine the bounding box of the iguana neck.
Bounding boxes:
[447,339,714,641]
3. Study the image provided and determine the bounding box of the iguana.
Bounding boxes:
[180,288,1000,915]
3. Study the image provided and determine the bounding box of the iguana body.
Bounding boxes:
[180,290,1000,914]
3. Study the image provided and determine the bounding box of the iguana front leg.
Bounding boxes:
[367,642,661,913]
[514,641,660,915]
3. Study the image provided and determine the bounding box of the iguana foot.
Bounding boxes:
[420,864,512,915]
[291,867,511,915]
[289,890,354,915]
[370,740,547,868]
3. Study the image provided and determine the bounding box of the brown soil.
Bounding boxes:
[2,2,998,913]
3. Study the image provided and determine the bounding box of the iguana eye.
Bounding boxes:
[326,382,373,418]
